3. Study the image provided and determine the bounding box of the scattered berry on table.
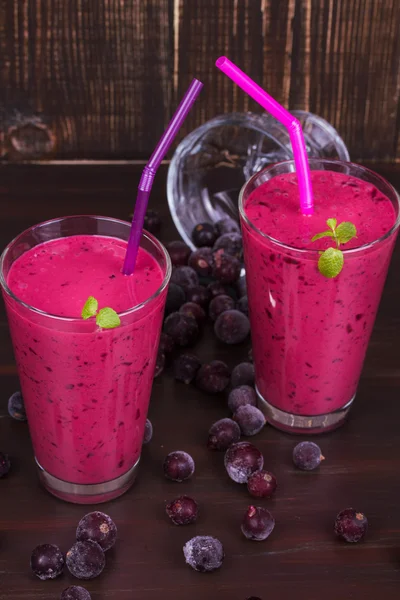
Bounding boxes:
[165,283,186,315]
[158,332,175,356]
[207,280,229,298]
[30,544,65,580]
[334,508,368,543]
[228,386,257,413]
[241,506,275,541]
[163,312,199,347]
[231,362,255,388]
[166,496,198,525]
[192,222,218,247]
[208,294,235,321]
[179,302,206,324]
[163,451,195,482]
[292,441,324,471]
[61,586,92,600]
[224,442,264,484]
[185,284,211,308]
[66,540,105,580]
[215,217,240,236]
[0,452,11,477]
[143,419,153,444]
[234,405,266,436]
[195,360,230,394]
[237,295,249,316]
[76,512,117,552]
[214,310,250,344]
[170,266,199,291]
[143,209,161,234]
[247,470,277,498]
[213,232,243,260]
[166,240,191,266]
[154,350,165,377]
[207,418,241,451]
[8,391,27,421]
[173,353,202,384]
[188,247,214,276]
[183,536,224,572]
[212,250,241,284]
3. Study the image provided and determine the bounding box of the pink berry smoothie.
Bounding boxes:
[4,233,166,489]
[241,169,398,422]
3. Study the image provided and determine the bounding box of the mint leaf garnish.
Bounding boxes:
[96,307,121,329]
[318,247,344,278]
[81,296,98,319]
[312,218,357,278]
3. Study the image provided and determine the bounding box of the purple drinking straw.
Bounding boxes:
[123,78,204,275]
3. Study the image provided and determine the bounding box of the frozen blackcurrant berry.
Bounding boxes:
[164,451,195,482]
[213,233,243,260]
[159,332,175,356]
[208,294,235,321]
[292,441,324,471]
[154,350,165,377]
[166,496,198,525]
[143,209,161,234]
[8,391,27,421]
[165,283,186,315]
[214,310,250,344]
[237,295,249,316]
[76,512,117,552]
[236,275,247,298]
[231,362,255,388]
[228,386,257,413]
[170,266,199,291]
[30,544,65,580]
[195,360,230,394]
[212,250,241,284]
[61,586,92,600]
[143,419,153,444]
[334,508,368,543]
[248,347,253,362]
[224,442,264,484]
[188,247,214,276]
[216,217,240,236]
[207,280,228,298]
[207,418,241,451]
[185,285,211,308]
[234,405,266,436]
[173,353,201,384]
[247,470,277,498]
[166,240,191,266]
[163,312,199,347]
[179,302,206,324]
[0,452,11,477]
[192,222,218,247]
[183,536,224,572]
[66,540,105,580]
[241,506,275,541]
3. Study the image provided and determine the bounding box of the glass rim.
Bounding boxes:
[238,158,400,255]
[0,215,172,322]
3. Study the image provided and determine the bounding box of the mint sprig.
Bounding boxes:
[311,218,357,278]
[81,296,120,329]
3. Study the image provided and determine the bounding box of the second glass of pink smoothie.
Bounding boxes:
[0,216,171,503]
[240,159,400,434]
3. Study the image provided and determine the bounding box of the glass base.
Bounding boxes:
[36,457,140,504]
[256,386,354,434]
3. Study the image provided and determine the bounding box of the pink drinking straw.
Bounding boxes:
[123,78,204,275]
[215,56,314,215]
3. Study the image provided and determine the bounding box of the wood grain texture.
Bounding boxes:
[1,163,400,600]
[0,0,399,160]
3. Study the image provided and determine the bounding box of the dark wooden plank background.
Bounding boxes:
[0,0,399,162]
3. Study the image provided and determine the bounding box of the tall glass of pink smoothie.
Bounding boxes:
[240,159,400,433]
[0,216,171,503]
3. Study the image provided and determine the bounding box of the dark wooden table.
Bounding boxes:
[1,162,400,600]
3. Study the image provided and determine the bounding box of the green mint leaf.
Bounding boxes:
[318,247,344,278]
[326,218,337,231]
[335,221,357,245]
[311,230,334,242]
[81,296,98,320]
[96,307,121,329]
